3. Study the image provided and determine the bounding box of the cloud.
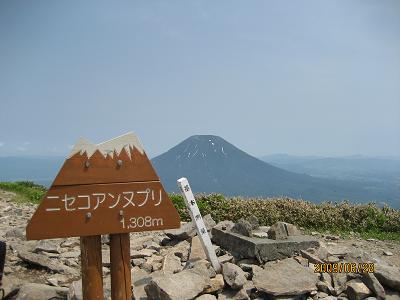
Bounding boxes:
[68,144,74,150]
[23,141,30,146]
[0,142,4,147]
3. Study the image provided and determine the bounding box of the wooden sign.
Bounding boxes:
[27,132,180,240]
[26,133,181,300]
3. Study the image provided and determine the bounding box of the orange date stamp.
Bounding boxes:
[314,263,375,273]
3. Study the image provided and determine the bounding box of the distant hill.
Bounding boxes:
[261,154,400,184]
[151,135,399,207]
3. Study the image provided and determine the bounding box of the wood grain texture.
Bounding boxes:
[110,233,131,300]
[26,181,180,240]
[80,235,104,300]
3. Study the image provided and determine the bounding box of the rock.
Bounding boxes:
[102,250,111,267]
[218,253,233,264]
[171,240,190,262]
[300,250,324,265]
[131,248,157,259]
[60,251,80,259]
[162,252,182,274]
[252,231,269,238]
[203,214,217,230]
[361,273,385,300]
[268,222,288,240]
[1,276,19,299]
[326,256,340,263]
[132,258,145,267]
[144,241,162,252]
[252,258,318,296]
[232,219,253,237]
[212,227,318,263]
[164,215,215,242]
[68,280,82,300]
[325,235,340,241]
[222,262,247,289]
[332,273,348,295]
[247,215,259,229]
[34,240,61,254]
[383,251,393,256]
[204,274,225,293]
[197,295,217,300]
[5,227,25,240]
[214,220,235,232]
[374,264,400,291]
[17,250,76,275]
[294,256,309,267]
[62,239,80,248]
[347,279,372,300]
[386,289,400,300]
[15,283,68,300]
[317,280,335,295]
[189,236,207,262]
[145,267,211,300]
[132,267,153,300]
[218,288,249,300]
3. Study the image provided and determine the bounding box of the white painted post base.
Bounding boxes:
[177,177,221,273]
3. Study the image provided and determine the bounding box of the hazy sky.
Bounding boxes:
[0,1,399,158]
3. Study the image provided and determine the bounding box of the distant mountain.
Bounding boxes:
[262,154,400,185]
[151,135,399,207]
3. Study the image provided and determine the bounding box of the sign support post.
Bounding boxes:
[177,177,221,273]
[110,233,131,300]
[80,235,104,300]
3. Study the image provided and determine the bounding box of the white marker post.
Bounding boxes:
[177,177,221,273]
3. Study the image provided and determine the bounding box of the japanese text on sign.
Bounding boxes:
[45,188,163,212]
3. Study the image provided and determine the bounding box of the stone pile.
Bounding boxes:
[1,190,400,300]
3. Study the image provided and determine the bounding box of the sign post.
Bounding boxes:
[81,235,103,299]
[177,177,221,273]
[26,133,181,300]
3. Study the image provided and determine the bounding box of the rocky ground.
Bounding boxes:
[1,189,400,300]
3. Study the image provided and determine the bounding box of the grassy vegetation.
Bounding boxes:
[1,182,399,241]
[0,181,46,204]
[170,194,400,241]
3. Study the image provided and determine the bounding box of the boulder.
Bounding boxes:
[332,272,348,295]
[15,283,68,300]
[361,273,385,300]
[232,219,253,237]
[374,264,400,291]
[34,240,61,254]
[171,240,190,262]
[17,250,76,275]
[267,222,300,240]
[165,215,216,241]
[5,227,25,240]
[204,274,225,294]
[145,266,211,300]
[189,236,207,262]
[222,262,247,289]
[347,279,372,300]
[68,280,82,300]
[132,267,154,300]
[252,258,318,296]
[218,288,249,300]
[162,252,182,274]
[214,220,235,232]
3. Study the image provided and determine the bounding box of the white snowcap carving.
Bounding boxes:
[68,132,144,159]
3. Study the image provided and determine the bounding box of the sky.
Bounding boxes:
[0,0,399,158]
